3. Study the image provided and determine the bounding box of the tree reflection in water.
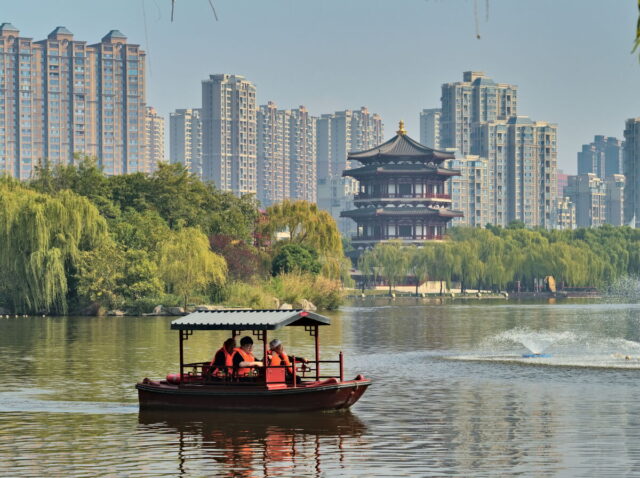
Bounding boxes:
[138,411,367,477]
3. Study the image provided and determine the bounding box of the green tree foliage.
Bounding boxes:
[0,182,109,313]
[159,227,228,309]
[261,200,347,280]
[271,244,321,276]
[358,225,640,293]
[359,241,408,294]
[29,159,259,242]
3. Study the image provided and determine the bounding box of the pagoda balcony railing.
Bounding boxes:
[354,193,451,200]
[353,234,444,241]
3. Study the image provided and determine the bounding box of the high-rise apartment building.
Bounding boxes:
[316,107,383,234]
[0,23,148,178]
[606,174,625,226]
[169,108,202,177]
[473,117,557,227]
[624,118,640,226]
[201,74,257,195]
[257,102,290,207]
[289,106,317,203]
[256,103,318,207]
[419,108,441,149]
[446,154,490,227]
[145,106,164,172]
[441,71,517,155]
[566,174,607,228]
[577,135,623,178]
[506,117,557,228]
[472,120,508,226]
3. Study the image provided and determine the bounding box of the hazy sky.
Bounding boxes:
[3,0,639,172]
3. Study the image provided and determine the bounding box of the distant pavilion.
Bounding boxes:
[341,121,463,250]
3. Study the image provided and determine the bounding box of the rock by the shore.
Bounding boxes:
[297,299,317,311]
[107,309,125,317]
[166,306,186,316]
[279,303,293,310]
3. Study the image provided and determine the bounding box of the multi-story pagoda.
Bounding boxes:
[341,121,463,250]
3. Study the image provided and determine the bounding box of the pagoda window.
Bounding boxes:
[388,183,396,197]
[398,225,412,237]
[398,183,411,196]
[387,224,396,237]
[415,183,423,196]
[357,225,364,237]
[416,224,424,237]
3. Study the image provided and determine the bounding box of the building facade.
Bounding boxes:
[201,74,257,195]
[440,71,517,155]
[566,174,607,228]
[341,122,462,250]
[445,154,490,227]
[624,118,640,226]
[145,106,164,172]
[419,108,441,149]
[0,23,148,178]
[551,197,577,230]
[257,102,290,207]
[606,174,625,226]
[169,108,202,177]
[289,105,317,203]
[577,135,623,178]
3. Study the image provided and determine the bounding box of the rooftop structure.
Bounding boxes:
[341,122,462,250]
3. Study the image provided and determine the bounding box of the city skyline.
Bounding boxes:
[2,1,638,173]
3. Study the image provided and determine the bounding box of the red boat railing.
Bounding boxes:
[179,352,345,387]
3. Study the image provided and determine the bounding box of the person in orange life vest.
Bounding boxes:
[233,336,263,377]
[209,337,236,377]
[267,338,308,381]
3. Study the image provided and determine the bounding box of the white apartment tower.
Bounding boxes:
[441,71,518,155]
[257,102,290,207]
[0,24,148,178]
[201,74,257,195]
[289,106,317,203]
[316,107,383,235]
[170,108,202,177]
[419,108,441,149]
[145,106,164,172]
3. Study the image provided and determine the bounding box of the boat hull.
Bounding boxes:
[136,378,371,412]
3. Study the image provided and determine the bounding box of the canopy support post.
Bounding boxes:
[179,330,184,385]
[263,329,268,367]
[315,325,319,381]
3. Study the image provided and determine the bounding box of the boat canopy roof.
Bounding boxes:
[170,309,331,331]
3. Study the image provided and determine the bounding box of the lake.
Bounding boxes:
[3,299,640,477]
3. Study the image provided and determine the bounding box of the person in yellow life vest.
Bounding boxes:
[209,337,236,377]
[233,336,263,378]
[267,338,308,382]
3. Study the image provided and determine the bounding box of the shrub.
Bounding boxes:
[271,244,321,276]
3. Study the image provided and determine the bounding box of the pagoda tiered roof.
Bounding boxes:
[347,123,454,165]
[343,163,460,179]
[341,206,463,219]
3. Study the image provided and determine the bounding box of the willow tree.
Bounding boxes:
[0,182,108,314]
[407,246,432,296]
[262,200,343,257]
[159,227,228,309]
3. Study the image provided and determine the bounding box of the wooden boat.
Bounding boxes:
[136,309,371,412]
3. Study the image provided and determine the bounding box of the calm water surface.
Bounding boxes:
[3,299,640,477]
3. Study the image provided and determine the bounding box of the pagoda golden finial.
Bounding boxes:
[397,120,407,136]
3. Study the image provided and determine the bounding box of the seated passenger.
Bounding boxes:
[209,337,236,377]
[233,336,263,378]
[268,339,308,382]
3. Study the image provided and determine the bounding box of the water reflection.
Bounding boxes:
[138,411,367,477]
